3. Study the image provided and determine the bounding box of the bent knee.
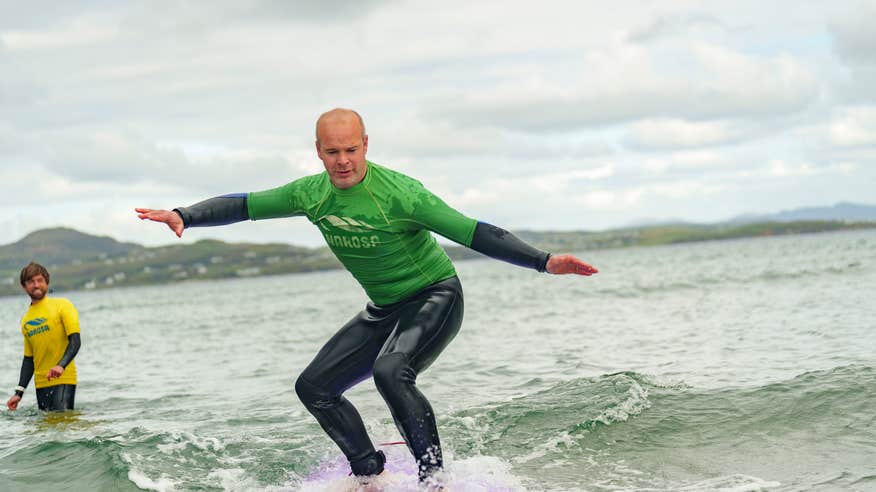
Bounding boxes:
[295,375,335,407]
[372,353,416,392]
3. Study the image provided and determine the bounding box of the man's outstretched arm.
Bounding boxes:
[136,193,249,237]
[469,222,598,276]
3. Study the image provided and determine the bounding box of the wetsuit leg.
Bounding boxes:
[371,276,464,481]
[294,308,395,476]
[35,385,76,411]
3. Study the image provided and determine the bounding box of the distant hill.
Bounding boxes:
[3,214,876,296]
[621,217,692,228]
[729,202,876,224]
[0,227,143,273]
[515,220,876,252]
[0,227,492,296]
[0,228,342,296]
[625,202,876,228]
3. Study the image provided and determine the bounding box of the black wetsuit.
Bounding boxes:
[175,165,550,480]
[295,276,464,479]
[35,384,76,412]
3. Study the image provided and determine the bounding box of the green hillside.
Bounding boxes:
[515,220,876,251]
[2,220,875,297]
[0,227,142,272]
[0,230,340,296]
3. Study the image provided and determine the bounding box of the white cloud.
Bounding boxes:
[0,16,119,50]
[769,159,815,178]
[0,164,179,207]
[626,119,738,150]
[829,106,876,146]
[431,40,819,132]
[827,3,876,104]
[642,151,734,176]
[433,163,613,210]
[829,3,876,66]
[627,13,726,44]
[767,159,857,178]
[652,180,723,199]
[2,1,875,246]
[566,178,726,217]
[577,189,645,210]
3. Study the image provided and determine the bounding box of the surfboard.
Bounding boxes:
[296,446,522,491]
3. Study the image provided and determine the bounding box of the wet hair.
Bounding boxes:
[20,262,50,286]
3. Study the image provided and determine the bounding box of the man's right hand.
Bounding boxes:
[7,395,21,410]
[546,254,599,276]
[135,208,185,237]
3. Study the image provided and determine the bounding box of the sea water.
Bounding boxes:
[1,229,874,491]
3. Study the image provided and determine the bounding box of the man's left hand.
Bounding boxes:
[46,365,65,380]
[546,254,598,276]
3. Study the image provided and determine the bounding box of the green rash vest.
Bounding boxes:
[247,161,477,305]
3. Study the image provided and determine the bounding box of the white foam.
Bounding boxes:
[676,474,781,492]
[206,467,260,490]
[594,380,651,425]
[511,430,578,464]
[155,430,225,454]
[604,473,782,492]
[297,474,401,492]
[635,373,691,390]
[291,449,526,492]
[446,455,527,491]
[127,468,178,491]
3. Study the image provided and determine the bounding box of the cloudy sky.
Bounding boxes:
[1,0,874,247]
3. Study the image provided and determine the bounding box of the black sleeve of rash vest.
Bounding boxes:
[15,356,34,397]
[57,333,81,368]
[173,193,250,228]
[469,222,551,273]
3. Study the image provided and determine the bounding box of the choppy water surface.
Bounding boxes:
[1,230,875,491]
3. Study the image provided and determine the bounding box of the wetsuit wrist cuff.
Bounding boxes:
[540,253,552,273]
[14,386,25,396]
[172,209,188,228]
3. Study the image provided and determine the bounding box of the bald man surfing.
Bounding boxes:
[137,108,597,486]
